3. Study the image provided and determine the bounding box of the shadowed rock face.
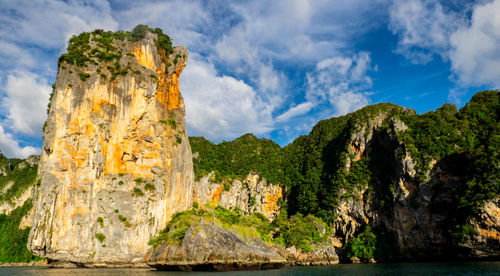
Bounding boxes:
[331,115,500,260]
[29,30,193,264]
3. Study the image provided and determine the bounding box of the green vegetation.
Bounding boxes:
[118,214,132,227]
[273,212,330,252]
[397,91,499,243]
[174,54,181,64]
[175,134,182,144]
[129,25,174,54]
[159,118,177,129]
[133,187,144,196]
[144,183,155,192]
[57,25,174,83]
[97,217,104,228]
[0,200,42,263]
[78,72,91,81]
[345,226,376,259]
[95,233,106,243]
[189,134,284,183]
[129,24,149,41]
[58,32,91,67]
[149,206,328,252]
[344,226,398,260]
[0,156,38,204]
[188,90,499,253]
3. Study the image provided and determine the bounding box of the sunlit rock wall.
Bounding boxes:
[29,30,193,264]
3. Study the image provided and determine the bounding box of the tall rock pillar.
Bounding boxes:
[29,27,193,264]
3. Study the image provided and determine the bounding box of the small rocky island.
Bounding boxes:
[0,25,497,270]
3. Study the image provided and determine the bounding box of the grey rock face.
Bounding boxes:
[147,221,286,271]
[147,221,338,271]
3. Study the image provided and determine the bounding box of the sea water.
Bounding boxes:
[1,262,499,275]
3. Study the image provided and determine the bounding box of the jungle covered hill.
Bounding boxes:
[189,90,499,260]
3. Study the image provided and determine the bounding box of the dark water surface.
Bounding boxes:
[1,262,499,275]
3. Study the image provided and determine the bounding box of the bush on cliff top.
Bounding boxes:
[58,25,174,68]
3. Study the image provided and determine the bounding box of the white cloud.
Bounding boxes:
[1,71,51,137]
[389,0,462,64]
[306,52,372,116]
[0,125,39,158]
[275,102,314,123]
[181,55,276,141]
[0,0,118,156]
[0,41,35,68]
[450,0,500,87]
[0,0,117,51]
[114,0,210,48]
[0,0,388,149]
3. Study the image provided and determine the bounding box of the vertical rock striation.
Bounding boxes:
[193,173,283,220]
[29,27,193,264]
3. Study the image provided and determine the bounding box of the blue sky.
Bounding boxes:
[0,0,498,157]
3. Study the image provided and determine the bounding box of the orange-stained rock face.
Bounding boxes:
[29,30,193,264]
[193,173,283,221]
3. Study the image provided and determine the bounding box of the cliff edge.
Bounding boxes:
[28,25,193,265]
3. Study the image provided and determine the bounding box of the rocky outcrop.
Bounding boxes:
[29,28,193,264]
[331,114,500,260]
[146,220,338,271]
[461,198,500,258]
[274,245,339,266]
[193,173,282,220]
[147,220,286,271]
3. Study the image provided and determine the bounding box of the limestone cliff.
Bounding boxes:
[188,92,499,263]
[29,27,193,264]
[193,173,282,220]
[330,112,500,260]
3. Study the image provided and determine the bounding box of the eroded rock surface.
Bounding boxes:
[193,173,282,220]
[332,114,500,259]
[29,29,193,264]
[146,221,338,271]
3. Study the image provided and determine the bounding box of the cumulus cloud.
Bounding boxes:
[449,0,500,87]
[0,125,39,158]
[1,71,51,137]
[0,0,389,151]
[181,55,276,141]
[389,0,462,64]
[0,0,119,157]
[113,0,210,48]
[275,102,314,123]
[0,0,117,51]
[306,52,372,116]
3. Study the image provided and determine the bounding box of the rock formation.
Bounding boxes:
[193,173,282,220]
[29,27,193,264]
[146,220,338,271]
[147,220,286,271]
[331,112,500,260]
